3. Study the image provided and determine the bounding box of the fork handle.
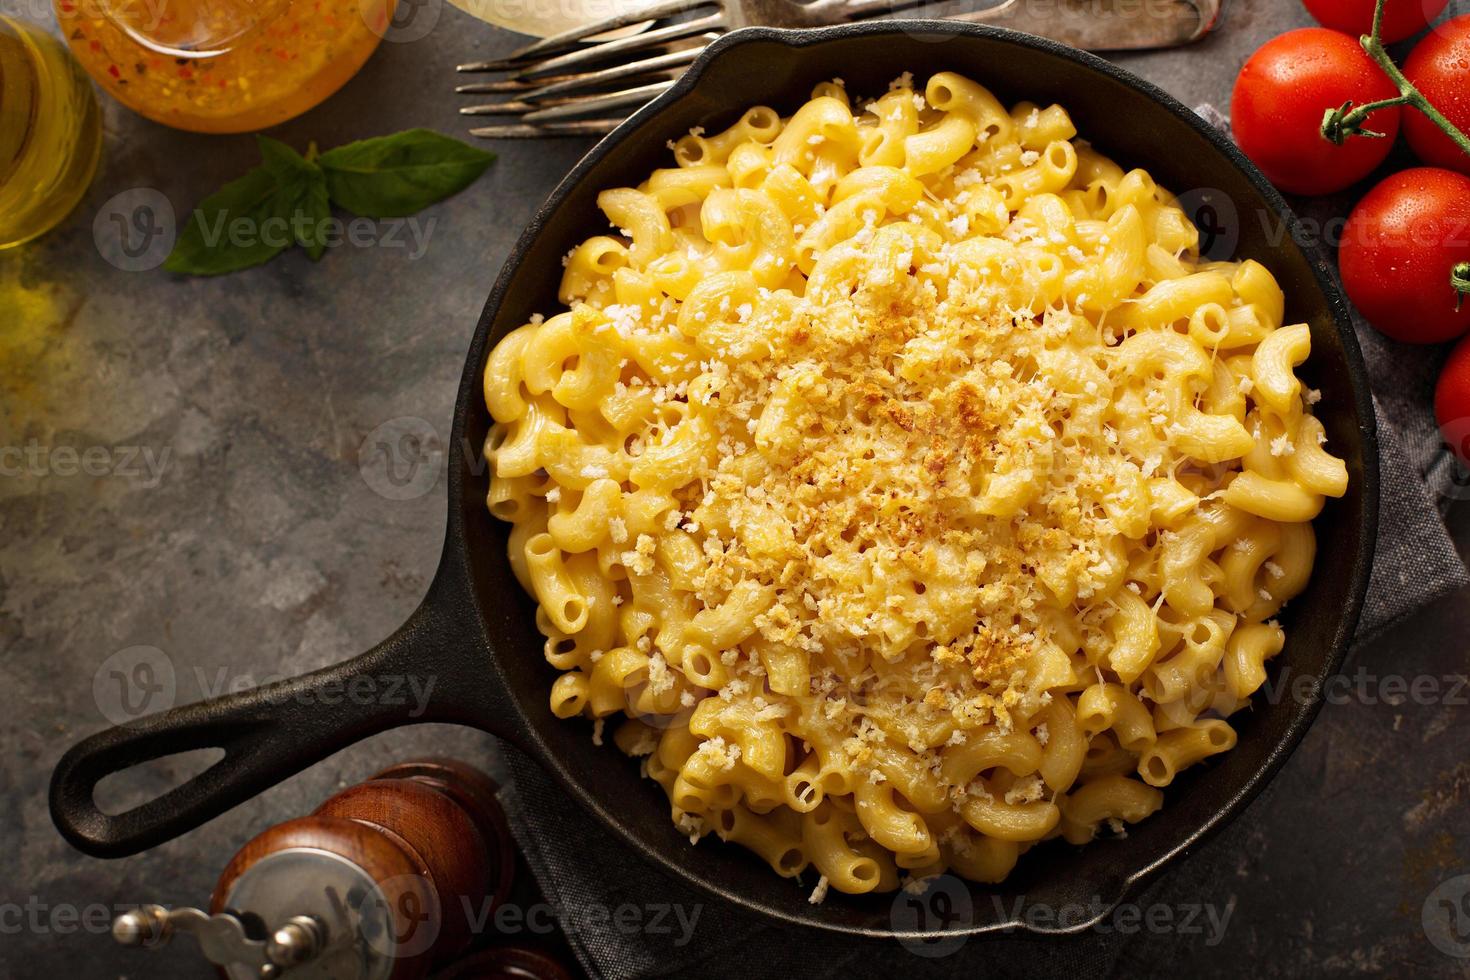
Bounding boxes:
[832,0,1217,51]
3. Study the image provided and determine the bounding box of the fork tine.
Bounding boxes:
[460,79,674,115]
[521,45,704,102]
[521,79,676,123]
[460,100,538,115]
[469,119,622,138]
[455,73,582,94]
[511,0,712,58]
[512,14,723,80]
[456,0,713,72]
[458,57,525,74]
[461,69,681,115]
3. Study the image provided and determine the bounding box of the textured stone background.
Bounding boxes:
[2,0,1469,976]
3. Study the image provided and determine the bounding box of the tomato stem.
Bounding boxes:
[1454,261,1470,312]
[1321,96,1410,142]
[1319,0,1470,161]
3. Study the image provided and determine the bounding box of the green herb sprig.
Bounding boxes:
[165,130,495,276]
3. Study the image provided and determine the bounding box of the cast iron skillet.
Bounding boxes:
[51,22,1379,937]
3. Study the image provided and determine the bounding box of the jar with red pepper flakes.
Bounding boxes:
[55,0,397,133]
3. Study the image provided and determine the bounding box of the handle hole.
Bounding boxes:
[94,748,225,817]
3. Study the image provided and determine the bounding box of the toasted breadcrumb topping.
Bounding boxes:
[652,223,1152,757]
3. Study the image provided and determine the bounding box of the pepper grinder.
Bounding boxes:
[112,759,518,980]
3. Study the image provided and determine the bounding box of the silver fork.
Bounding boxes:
[457,0,1222,138]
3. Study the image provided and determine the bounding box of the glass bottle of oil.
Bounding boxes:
[0,17,103,250]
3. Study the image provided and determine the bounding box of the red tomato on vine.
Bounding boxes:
[1301,0,1450,43]
[1403,15,1470,174]
[1232,29,1403,195]
[1339,168,1470,343]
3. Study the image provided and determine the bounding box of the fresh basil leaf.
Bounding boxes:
[164,163,307,276]
[257,135,319,182]
[255,136,333,261]
[163,130,491,275]
[317,129,495,218]
[294,172,332,261]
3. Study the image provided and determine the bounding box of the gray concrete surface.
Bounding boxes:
[1,0,1468,976]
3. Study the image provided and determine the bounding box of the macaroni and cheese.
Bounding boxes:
[482,71,1349,895]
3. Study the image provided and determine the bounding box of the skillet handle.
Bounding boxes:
[50,573,511,859]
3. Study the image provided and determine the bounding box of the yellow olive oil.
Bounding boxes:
[0,17,103,250]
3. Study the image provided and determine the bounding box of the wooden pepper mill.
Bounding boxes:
[113,758,522,980]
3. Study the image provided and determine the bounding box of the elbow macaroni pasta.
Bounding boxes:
[482,72,1348,894]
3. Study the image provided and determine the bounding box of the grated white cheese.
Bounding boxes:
[808,876,830,904]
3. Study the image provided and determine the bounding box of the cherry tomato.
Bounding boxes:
[1301,0,1450,43]
[1339,167,1470,343]
[1403,15,1470,175]
[1436,331,1470,465]
[1232,29,1403,195]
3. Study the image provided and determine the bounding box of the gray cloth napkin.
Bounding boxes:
[498,106,1469,979]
